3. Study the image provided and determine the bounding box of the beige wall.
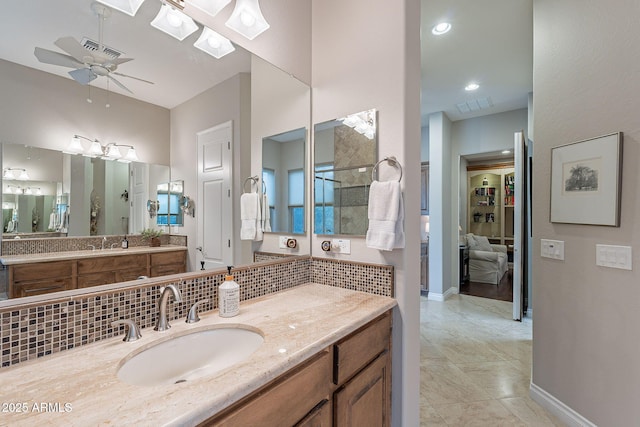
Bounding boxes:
[170,73,251,270]
[532,0,640,424]
[0,59,170,166]
[311,0,422,424]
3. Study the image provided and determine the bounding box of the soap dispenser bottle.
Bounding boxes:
[121,235,129,249]
[219,266,240,317]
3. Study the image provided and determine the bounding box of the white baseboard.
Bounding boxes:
[530,382,596,427]
[427,287,456,301]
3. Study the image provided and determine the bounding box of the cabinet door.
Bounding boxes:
[295,399,332,427]
[334,350,391,427]
[115,267,150,282]
[77,271,116,288]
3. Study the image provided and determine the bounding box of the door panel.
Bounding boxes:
[197,122,233,269]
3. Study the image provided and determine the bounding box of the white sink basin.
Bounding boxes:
[116,326,264,386]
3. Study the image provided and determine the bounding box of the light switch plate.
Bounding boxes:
[541,239,564,260]
[596,244,632,270]
[331,239,351,254]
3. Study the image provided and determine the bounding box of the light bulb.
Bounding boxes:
[207,36,221,49]
[240,11,256,27]
[166,9,183,27]
[432,22,451,35]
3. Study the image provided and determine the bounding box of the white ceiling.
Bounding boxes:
[0,0,251,109]
[1,0,532,120]
[421,0,533,123]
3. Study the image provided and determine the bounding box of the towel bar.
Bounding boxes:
[372,156,403,182]
[242,176,266,194]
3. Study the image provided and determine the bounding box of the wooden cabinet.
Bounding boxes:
[206,350,332,427]
[150,251,186,277]
[7,249,186,298]
[9,260,75,298]
[201,311,392,427]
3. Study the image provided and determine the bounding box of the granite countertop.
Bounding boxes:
[0,284,396,426]
[0,245,187,265]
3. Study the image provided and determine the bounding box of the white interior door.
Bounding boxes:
[197,121,233,269]
[513,131,526,321]
[130,162,148,234]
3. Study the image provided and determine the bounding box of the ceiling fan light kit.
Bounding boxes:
[95,0,146,17]
[225,0,270,40]
[151,3,199,41]
[194,27,235,58]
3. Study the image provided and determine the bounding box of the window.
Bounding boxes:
[314,164,335,234]
[262,168,276,229]
[288,169,304,233]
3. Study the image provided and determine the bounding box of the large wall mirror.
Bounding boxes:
[0,0,311,305]
[314,109,377,236]
[262,127,306,234]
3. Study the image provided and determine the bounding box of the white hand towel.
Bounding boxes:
[240,193,261,241]
[366,180,405,251]
[261,194,272,233]
[48,212,56,230]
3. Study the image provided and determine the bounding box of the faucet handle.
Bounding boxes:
[186,299,209,324]
[88,244,96,251]
[111,319,142,342]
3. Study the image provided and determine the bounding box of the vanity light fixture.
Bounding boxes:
[151,2,199,41]
[3,168,29,180]
[225,0,270,40]
[65,135,141,162]
[431,22,451,35]
[465,82,480,91]
[186,0,232,17]
[194,27,235,58]
[94,0,146,16]
[339,110,377,140]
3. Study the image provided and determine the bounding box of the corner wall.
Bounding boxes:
[532,0,640,424]
[311,0,422,424]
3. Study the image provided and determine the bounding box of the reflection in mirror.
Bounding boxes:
[313,109,377,236]
[261,128,306,234]
[156,181,184,226]
[2,143,170,238]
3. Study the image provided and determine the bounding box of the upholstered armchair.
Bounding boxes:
[463,233,508,285]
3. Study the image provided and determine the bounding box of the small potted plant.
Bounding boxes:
[140,228,162,247]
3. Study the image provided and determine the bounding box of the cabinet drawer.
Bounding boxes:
[115,267,149,282]
[12,260,74,282]
[208,350,331,427]
[78,254,147,274]
[150,250,186,267]
[13,277,74,298]
[77,271,116,288]
[150,264,184,277]
[333,312,391,385]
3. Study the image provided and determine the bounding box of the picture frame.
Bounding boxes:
[550,132,623,226]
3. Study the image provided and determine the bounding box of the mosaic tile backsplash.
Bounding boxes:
[0,256,393,368]
[1,234,187,256]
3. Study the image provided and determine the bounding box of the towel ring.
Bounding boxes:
[371,156,403,182]
[243,176,259,194]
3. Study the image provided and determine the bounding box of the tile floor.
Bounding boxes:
[420,294,565,426]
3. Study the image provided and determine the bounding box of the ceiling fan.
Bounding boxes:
[33,2,152,94]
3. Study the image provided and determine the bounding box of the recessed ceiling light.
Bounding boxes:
[502,150,511,154]
[465,83,480,91]
[431,22,451,35]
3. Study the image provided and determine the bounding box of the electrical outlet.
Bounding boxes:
[278,236,289,249]
[541,239,564,260]
[596,244,632,270]
[331,238,351,254]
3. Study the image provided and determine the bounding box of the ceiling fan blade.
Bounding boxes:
[34,47,84,69]
[108,74,133,94]
[69,68,97,85]
[112,72,154,85]
[54,36,90,63]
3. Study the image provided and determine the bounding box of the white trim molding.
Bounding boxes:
[427,287,456,301]
[530,382,596,427]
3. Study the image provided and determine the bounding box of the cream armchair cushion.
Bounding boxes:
[465,233,508,285]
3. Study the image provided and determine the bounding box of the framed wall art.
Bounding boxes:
[550,132,623,226]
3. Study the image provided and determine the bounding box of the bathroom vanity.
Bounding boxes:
[0,284,395,426]
[1,246,186,298]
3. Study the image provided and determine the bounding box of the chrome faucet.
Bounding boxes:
[154,285,183,331]
[111,319,142,342]
[101,236,107,250]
